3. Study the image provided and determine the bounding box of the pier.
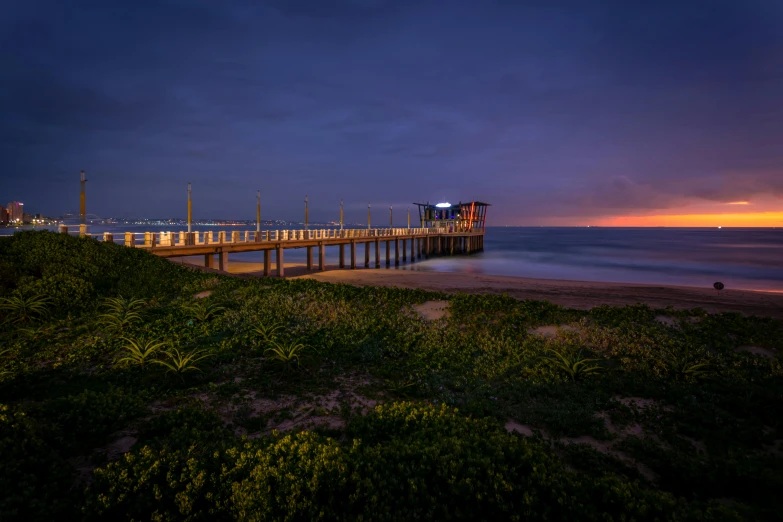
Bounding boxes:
[58,227,485,277]
[57,200,489,277]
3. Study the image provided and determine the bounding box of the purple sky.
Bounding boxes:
[2,0,782,225]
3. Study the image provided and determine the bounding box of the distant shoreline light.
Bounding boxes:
[435,202,451,208]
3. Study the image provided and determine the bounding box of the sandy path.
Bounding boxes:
[172,258,783,318]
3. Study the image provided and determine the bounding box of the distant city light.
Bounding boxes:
[435,202,451,208]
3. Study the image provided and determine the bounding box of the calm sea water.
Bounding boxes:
[3,225,782,292]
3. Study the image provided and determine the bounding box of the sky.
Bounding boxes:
[1,0,782,226]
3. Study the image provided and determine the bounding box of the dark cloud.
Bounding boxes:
[1,0,781,223]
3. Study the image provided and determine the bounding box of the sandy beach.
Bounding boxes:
[170,258,783,318]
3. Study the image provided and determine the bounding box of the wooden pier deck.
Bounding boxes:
[64,227,485,277]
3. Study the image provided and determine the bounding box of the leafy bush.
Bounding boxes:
[137,404,227,444]
[0,404,75,521]
[0,230,209,302]
[16,272,94,310]
[34,386,149,454]
[86,403,695,521]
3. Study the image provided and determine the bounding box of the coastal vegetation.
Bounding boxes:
[0,231,781,521]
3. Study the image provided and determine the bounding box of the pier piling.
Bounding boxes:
[276,246,285,277]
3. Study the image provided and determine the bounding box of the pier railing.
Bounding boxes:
[52,225,485,275]
[56,226,481,247]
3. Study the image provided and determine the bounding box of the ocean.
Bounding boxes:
[3,225,782,292]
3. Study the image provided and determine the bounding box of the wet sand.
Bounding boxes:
[172,258,783,318]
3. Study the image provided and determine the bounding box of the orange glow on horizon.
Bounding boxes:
[595,212,783,227]
[727,201,750,205]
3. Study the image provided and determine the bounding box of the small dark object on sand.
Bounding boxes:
[714,282,725,291]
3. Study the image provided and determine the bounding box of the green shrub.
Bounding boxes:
[0,231,210,303]
[87,403,696,521]
[0,404,75,521]
[34,386,149,454]
[137,404,226,444]
[0,258,18,296]
[17,272,94,310]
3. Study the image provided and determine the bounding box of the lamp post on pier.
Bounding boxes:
[256,190,261,233]
[80,170,87,226]
[304,195,309,231]
[407,207,410,229]
[187,182,192,233]
[339,199,344,231]
[389,205,393,227]
[367,203,371,230]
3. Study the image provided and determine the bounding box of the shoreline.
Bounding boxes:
[171,258,783,318]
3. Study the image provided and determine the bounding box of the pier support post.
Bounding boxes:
[59,224,68,234]
[219,251,229,271]
[410,237,415,263]
[386,241,391,266]
[205,254,215,268]
[395,238,400,266]
[307,246,313,270]
[402,239,407,262]
[276,245,284,277]
[375,239,380,268]
[350,240,357,269]
[264,250,271,276]
[364,241,370,268]
[339,244,345,268]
